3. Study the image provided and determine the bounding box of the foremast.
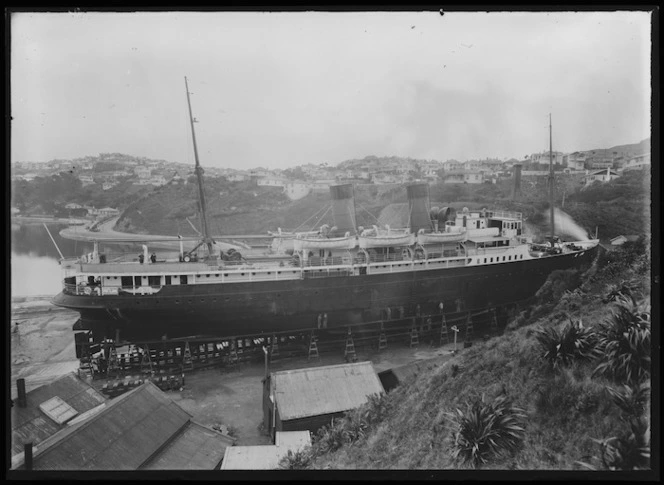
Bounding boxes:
[548,113,555,241]
[185,76,215,257]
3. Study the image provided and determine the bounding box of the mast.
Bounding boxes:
[549,113,555,241]
[184,76,214,256]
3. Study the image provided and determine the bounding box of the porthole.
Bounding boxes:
[267,272,271,275]
[277,271,281,275]
[106,276,111,280]
[241,273,245,276]
[201,299,205,302]
[215,274,220,277]
[206,274,210,278]
[224,274,228,277]
[175,299,180,304]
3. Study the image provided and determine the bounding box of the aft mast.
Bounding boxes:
[184,76,215,257]
[548,113,555,241]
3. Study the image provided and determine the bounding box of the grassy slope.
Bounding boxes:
[309,247,650,470]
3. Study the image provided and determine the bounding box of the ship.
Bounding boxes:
[51,86,600,343]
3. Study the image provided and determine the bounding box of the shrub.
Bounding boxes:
[593,294,651,384]
[535,319,600,370]
[448,395,526,468]
[602,279,641,303]
[577,383,650,471]
[278,447,314,470]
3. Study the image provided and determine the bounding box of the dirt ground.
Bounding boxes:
[10,297,457,445]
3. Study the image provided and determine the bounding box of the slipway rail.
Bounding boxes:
[75,302,522,380]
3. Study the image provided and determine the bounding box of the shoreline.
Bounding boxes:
[12,215,89,226]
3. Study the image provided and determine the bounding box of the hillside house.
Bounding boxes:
[284,181,310,200]
[622,152,651,171]
[257,176,288,188]
[443,171,484,184]
[531,151,564,165]
[98,207,120,218]
[102,181,118,191]
[584,168,620,186]
[226,173,249,182]
[610,235,640,246]
[79,175,95,186]
[564,152,587,171]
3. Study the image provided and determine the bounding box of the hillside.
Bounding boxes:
[114,167,650,244]
[280,239,652,470]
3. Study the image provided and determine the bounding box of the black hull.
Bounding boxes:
[53,247,598,342]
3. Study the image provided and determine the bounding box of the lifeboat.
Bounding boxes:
[416,227,467,245]
[358,230,415,249]
[293,232,357,251]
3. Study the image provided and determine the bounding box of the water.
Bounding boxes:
[11,223,93,297]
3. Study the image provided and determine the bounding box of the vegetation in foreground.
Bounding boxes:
[278,240,651,470]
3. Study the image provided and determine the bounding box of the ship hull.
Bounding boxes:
[53,246,598,342]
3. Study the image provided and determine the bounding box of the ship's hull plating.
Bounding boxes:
[53,247,598,342]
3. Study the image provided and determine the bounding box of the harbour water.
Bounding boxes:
[11,223,92,297]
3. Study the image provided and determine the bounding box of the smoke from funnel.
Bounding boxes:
[329,184,357,236]
[547,208,590,240]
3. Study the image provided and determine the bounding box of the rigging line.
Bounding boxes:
[308,204,332,232]
[291,203,330,233]
[356,203,381,225]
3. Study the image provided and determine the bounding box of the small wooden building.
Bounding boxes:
[220,431,311,470]
[263,361,384,437]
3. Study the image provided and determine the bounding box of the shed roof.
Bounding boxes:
[27,381,191,470]
[220,432,311,470]
[11,372,107,456]
[272,361,384,421]
[140,422,235,470]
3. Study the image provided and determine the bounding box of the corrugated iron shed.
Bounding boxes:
[221,431,311,470]
[272,361,384,421]
[140,422,235,470]
[26,381,191,470]
[275,430,311,450]
[11,372,107,456]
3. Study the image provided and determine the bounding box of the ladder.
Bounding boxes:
[308,331,319,361]
[140,345,154,375]
[378,322,387,351]
[490,308,498,331]
[465,313,474,342]
[410,326,419,348]
[106,343,120,378]
[344,328,357,362]
[270,334,279,363]
[439,315,450,345]
[182,341,193,371]
[228,340,239,365]
[78,343,94,378]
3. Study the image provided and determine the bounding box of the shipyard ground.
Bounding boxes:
[11,297,462,446]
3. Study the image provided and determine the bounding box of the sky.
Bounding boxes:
[10,10,652,170]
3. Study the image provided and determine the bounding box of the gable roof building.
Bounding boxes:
[14,381,233,471]
[263,361,384,435]
[11,373,107,458]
